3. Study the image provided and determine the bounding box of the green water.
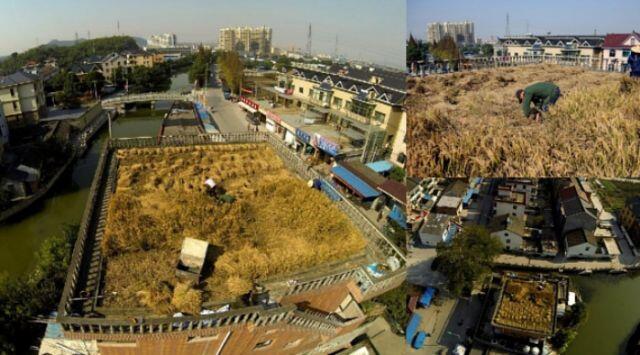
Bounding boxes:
[170,72,191,92]
[566,274,640,355]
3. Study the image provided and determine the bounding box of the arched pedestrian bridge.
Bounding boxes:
[101,92,193,107]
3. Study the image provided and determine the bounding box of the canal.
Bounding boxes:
[0,72,186,277]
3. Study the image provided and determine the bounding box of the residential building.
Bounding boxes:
[389,111,406,167]
[494,185,528,218]
[91,53,128,82]
[218,26,273,56]
[418,213,458,246]
[620,196,640,248]
[427,21,475,45]
[123,50,155,68]
[0,71,47,127]
[489,214,531,252]
[497,35,605,61]
[565,228,599,258]
[275,64,406,163]
[601,32,640,71]
[147,33,178,48]
[556,182,598,234]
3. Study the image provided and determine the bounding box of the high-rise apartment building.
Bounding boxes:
[218,26,272,56]
[427,21,475,45]
[147,33,178,48]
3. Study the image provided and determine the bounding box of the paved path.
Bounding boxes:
[203,64,252,133]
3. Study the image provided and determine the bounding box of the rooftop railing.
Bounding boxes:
[57,131,406,334]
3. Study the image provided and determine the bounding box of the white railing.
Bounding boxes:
[101,92,192,106]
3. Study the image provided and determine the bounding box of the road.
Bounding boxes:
[203,64,252,133]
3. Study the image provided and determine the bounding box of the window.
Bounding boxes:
[10,88,15,97]
[623,50,631,58]
[254,339,273,350]
[506,239,511,244]
[513,205,517,210]
[12,102,17,110]
[374,111,385,123]
[298,87,304,94]
[610,49,616,58]
[333,97,343,109]
[585,247,590,251]
[504,233,509,237]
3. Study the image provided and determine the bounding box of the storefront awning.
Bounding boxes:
[238,101,257,114]
[331,165,381,199]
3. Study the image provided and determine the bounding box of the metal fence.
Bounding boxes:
[414,54,632,75]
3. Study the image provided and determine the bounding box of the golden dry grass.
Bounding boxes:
[493,279,556,335]
[101,143,366,314]
[407,64,640,177]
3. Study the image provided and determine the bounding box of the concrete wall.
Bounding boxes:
[492,230,524,251]
[567,242,597,258]
[495,201,526,218]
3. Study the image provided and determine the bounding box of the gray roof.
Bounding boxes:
[498,35,605,48]
[0,71,38,88]
[291,67,406,106]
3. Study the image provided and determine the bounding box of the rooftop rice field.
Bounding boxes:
[101,143,366,314]
[407,64,640,177]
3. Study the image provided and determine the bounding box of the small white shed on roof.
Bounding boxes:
[177,238,209,280]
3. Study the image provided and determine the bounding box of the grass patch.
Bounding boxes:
[594,179,640,212]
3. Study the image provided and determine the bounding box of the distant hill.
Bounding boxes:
[0,36,141,75]
[133,37,147,48]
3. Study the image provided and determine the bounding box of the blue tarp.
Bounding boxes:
[319,180,342,201]
[406,313,422,343]
[331,165,381,199]
[422,192,432,200]
[366,160,394,173]
[388,205,408,229]
[412,331,428,349]
[462,188,477,205]
[419,287,437,307]
[444,224,458,243]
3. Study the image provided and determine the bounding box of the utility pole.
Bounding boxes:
[334,35,338,59]
[306,24,312,57]
[506,13,511,37]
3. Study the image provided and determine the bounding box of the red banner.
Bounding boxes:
[239,96,259,111]
[266,110,281,124]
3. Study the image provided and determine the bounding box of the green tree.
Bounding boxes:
[435,226,502,296]
[189,46,215,88]
[274,56,292,72]
[406,34,429,64]
[217,51,245,95]
[481,44,495,57]
[55,72,81,109]
[388,167,406,182]
[431,35,460,62]
[0,226,77,353]
[83,70,106,98]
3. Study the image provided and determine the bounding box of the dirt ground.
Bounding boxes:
[101,143,366,314]
[407,64,640,177]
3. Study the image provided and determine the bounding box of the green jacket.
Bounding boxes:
[521,82,559,117]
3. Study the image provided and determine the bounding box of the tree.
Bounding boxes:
[481,44,495,57]
[54,72,81,109]
[406,34,429,64]
[217,51,245,95]
[189,46,215,88]
[83,71,106,98]
[435,226,502,296]
[274,56,292,72]
[431,35,460,62]
[388,167,406,182]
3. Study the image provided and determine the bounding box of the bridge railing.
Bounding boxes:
[101,92,193,106]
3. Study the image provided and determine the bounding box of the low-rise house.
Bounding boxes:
[565,228,600,258]
[601,32,640,71]
[123,50,155,68]
[418,213,458,247]
[0,71,47,127]
[494,187,527,217]
[557,183,598,234]
[489,214,531,252]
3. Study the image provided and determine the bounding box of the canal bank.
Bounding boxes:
[0,73,191,277]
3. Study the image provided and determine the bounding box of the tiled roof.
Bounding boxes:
[603,32,640,48]
[291,67,406,106]
[378,179,407,205]
[0,71,38,87]
[499,35,605,48]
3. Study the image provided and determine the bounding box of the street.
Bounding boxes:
[203,64,252,133]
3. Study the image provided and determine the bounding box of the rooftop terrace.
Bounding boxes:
[100,143,366,313]
[491,278,558,338]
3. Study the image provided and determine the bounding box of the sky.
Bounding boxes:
[408,0,640,41]
[0,0,406,68]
